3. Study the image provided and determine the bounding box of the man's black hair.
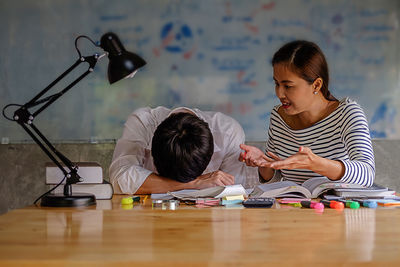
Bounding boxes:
[151,112,214,183]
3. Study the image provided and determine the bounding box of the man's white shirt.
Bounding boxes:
[109,106,247,194]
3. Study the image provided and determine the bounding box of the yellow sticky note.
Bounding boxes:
[222,195,244,201]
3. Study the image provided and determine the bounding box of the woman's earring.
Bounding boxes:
[313,91,318,95]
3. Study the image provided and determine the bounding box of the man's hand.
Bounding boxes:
[189,170,234,189]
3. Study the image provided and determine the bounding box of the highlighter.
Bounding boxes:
[331,201,345,210]
[363,200,378,208]
[287,202,302,207]
[300,201,324,210]
[121,197,133,205]
[336,199,360,209]
[320,200,344,210]
[346,201,360,209]
[311,201,324,210]
[351,198,378,209]
[121,196,140,205]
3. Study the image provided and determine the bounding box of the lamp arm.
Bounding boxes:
[25,59,82,108]
[18,121,78,181]
[25,55,99,114]
[11,54,101,195]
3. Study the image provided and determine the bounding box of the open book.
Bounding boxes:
[250,177,365,199]
[151,184,248,200]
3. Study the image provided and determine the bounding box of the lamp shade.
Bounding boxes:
[100,32,146,84]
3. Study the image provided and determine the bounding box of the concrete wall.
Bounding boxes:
[0,143,115,215]
[1,139,399,214]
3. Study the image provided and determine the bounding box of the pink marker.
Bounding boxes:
[310,202,324,210]
[301,201,324,211]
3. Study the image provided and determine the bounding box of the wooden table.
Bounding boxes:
[0,195,399,266]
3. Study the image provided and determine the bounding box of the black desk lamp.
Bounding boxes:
[2,32,146,207]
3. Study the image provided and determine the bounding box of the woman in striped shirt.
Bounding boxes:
[240,40,375,187]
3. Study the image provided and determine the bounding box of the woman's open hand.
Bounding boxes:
[268,146,316,170]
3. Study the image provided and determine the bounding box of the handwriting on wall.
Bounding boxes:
[1,0,399,142]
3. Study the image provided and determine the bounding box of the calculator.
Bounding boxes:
[243,198,275,208]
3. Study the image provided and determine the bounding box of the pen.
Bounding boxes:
[320,200,344,210]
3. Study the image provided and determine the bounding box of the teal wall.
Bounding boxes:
[1,0,400,142]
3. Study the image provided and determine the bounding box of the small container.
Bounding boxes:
[152,199,163,208]
[152,199,179,210]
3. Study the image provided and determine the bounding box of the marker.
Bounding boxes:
[121,196,141,205]
[351,198,378,209]
[287,202,302,207]
[121,197,133,205]
[279,198,311,203]
[337,199,360,209]
[311,201,324,210]
[132,196,140,202]
[300,201,324,210]
[242,151,247,162]
[363,200,378,208]
[320,200,344,210]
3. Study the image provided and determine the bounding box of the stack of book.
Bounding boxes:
[45,162,113,200]
[332,183,396,198]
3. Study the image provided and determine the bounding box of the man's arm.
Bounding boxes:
[136,171,235,194]
[110,107,161,194]
[218,116,247,184]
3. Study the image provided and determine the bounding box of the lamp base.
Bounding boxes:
[41,193,96,207]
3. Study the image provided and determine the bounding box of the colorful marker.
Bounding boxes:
[121,196,140,205]
[121,197,133,205]
[300,201,324,210]
[351,198,378,209]
[337,199,360,209]
[132,196,141,202]
[363,200,378,208]
[287,202,302,208]
[320,200,344,210]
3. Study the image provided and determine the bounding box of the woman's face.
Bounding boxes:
[273,63,315,116]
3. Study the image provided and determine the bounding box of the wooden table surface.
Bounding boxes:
[0,195,399,266]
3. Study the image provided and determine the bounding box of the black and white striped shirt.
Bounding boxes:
[266,98,375,186]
